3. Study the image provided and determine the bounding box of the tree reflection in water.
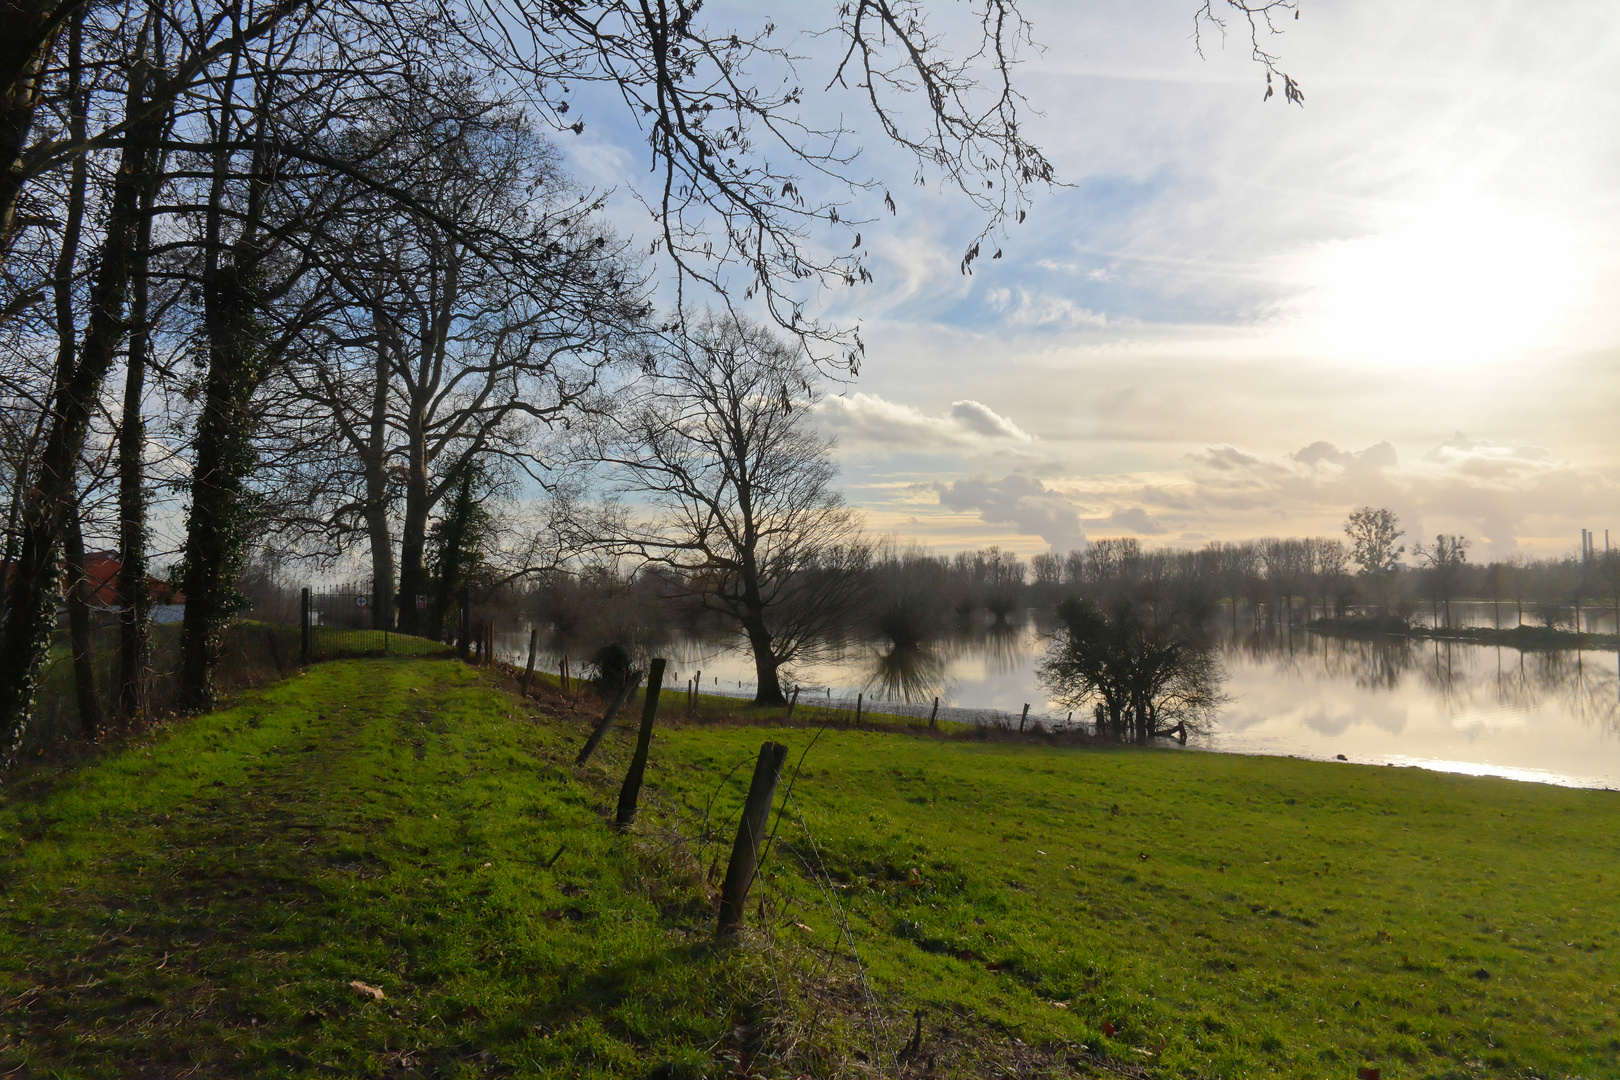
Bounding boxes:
[865,643,950,704]
[1225,624,1620,735]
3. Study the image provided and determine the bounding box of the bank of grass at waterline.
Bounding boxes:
[1310,614,1620,651]
[5,657,1619,1079]
[651,724,1620,1080]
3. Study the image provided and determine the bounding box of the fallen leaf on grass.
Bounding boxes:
[1102,1021,1116,1037]
[348,980,385,1001]
[793,922,814,933]
[1048,1000,1070,1009]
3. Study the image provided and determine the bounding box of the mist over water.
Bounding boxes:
[505,606,1620,789]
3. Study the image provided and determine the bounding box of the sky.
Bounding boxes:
[560,0,1620,560]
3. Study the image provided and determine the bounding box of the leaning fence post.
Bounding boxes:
[561,654,569,694]
[521,627,539,696]
[855,692,862,725]
[300,587,312,665]
[576,672,643,767]
[614,658,667,831]
[929,696,939,729]
[1020,703,1030,732]
[786,686,799,720]
[717,740,789,939]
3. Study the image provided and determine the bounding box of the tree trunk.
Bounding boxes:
[0,0,76,264]
[362,340,393,627]
[63,502,102,736]
[0,59,153,768]
[177,261,264,711]
[116,148,157,721]
[424,465,472,642]
[178,64,265,711]
[53,11,98,738]
[364,501,394,628]
[396,428,430,636]
[740,607,784,705]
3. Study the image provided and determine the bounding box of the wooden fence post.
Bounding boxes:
[1020,703,1030,732]
[786,686,799,720]
[929,696,939,729]
[561,654,569,694]
[613,658,667,831]
[299,587,311,665]
[717,740,789,939]
[456,587,469,659]
[576,672,643,767]
[854,692,862,725]
[521,627,539,696]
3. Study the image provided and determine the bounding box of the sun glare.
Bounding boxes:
[1302,198,1579,366]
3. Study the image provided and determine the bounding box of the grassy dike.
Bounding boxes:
[4,657,1620,1078]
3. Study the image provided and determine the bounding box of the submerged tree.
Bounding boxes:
[585,315,870,705]
[1039,597,1226,742]
[1414,534,1469,629]
[1344,506,1405,613]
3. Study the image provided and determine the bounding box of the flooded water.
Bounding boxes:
[502,610,1620,790]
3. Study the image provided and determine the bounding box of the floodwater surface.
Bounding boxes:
[508,612,1620,789]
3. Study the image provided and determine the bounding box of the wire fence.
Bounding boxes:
[690,680,1084,733]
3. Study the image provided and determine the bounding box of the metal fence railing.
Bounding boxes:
[298,588,455,662]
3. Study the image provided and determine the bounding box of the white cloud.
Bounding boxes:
[817,393,1035,450]
[936,473,1088,552]
[948,400,1034,441]
[1169,435,1620,555]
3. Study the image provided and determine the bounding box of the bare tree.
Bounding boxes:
[1,0,301,275]
[1413,534,1469,629]
[451,2,1305,366]
[286,77,649,634]
[582,315,869,704]
[0,14,164,766]
[1344,506,1404,614]
[1593,548,1620,637]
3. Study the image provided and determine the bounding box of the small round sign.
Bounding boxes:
[354,595,369,609]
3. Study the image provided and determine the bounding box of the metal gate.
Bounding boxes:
[299,587,396,661]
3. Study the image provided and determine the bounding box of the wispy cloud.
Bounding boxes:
[986,286,1110,330]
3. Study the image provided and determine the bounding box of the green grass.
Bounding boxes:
[5,657,1619,1079]
[0,659,765,1078]
[643,726,1620,1079]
